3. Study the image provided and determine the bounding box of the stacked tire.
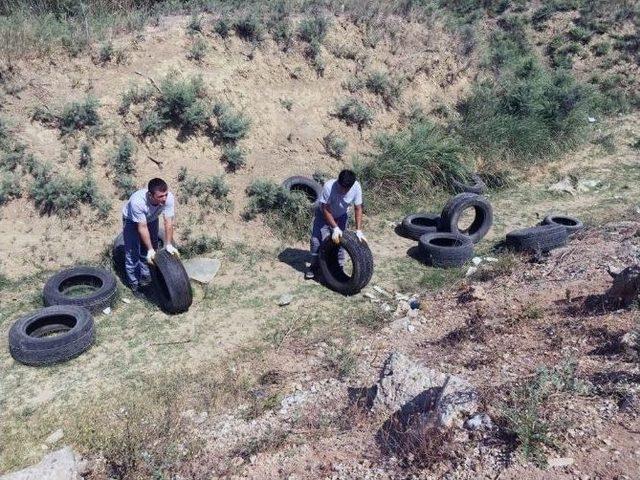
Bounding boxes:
[400,193,494,269]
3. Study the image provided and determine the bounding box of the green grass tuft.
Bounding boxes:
[334,98,373,130]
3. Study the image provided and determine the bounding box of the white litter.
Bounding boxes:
[121,298,131,304]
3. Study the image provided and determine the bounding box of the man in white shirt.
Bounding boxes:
[306,169,367,279]
[122,178,179,295]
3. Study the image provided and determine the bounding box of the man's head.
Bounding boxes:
[147,178,169,205]
[337,169,357,193]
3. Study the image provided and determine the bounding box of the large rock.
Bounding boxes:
[606,265,640,307]
[182,257,221,284]
[372,352,477,428]
[1,447,87,480]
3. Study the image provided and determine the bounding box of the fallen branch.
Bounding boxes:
[135,71,162,94]
[148,155,163,169]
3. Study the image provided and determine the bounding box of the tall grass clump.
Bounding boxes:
[178,168,230,210]
[243,179,311,241]
[234,14,263,43]
[355,121,470,210]
[334,98,373,130]
[458,61,594,164]
[109,135,136,199]
[33,96,101,135]
[213,103,250,142]
[0,172,21,205]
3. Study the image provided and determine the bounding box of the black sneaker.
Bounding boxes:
[304,268,315,280]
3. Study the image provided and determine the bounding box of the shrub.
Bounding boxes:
[59,96,101,135]
[0,172,21,205]
[158,73,209,130]
[114,175,137,200]
[140,110,167,137]
[592,41,611,56]
[280,98,293,111]
[270,17,294,50]
[355,121,470,210]
[335,98,373,130]
[365,71,402,107]
[79,142,92,168]
[110,135,136,176]
[548,39,581,69]
[568,26,592,44]
[234,15,263,43]
[589,73,640,113]
[322,131,347,159]
[458,63,594,164]
[187,37,208,62]
[215,106,250,142]
[119,84,154,115]
[214,17,231,38]
[221,145,246,171]
[178,233,223,258]
[298,16,330,45]
[342,76,364,93]
[244,179,311,241]
[98,41,114,64]
[186,13,203,35]
[179,169,230,209]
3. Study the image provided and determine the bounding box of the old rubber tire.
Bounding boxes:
[151,249,193,314]
[401,213,440,241]
[418,232,474,268]
[282,176,323,205]
[506,224,568,252]
[542,214,584,234]
[43,266,117,314]
[8,305,95,366]
[452,173,487,194]
[439,193,493,244]
[318,231,374,295]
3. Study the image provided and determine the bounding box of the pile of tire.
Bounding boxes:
[505,214,583,253]
[9,265,118,366]
[400,192,494,268]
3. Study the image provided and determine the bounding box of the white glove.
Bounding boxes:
[146,248,156,265]
[165,243,180,257]
[331,226,343,244]
[356,230,367,244]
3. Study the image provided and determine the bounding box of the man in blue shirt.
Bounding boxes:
[121,178,179,295]
[306,169,367,279]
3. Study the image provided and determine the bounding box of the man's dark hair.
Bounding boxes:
[337,169,357,189]
[148,178,168,194]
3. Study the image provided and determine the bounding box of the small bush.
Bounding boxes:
[568,26,592,44]
[187,37,208,62]
[178,233,223,258]
[98,41,114,64]
[244,179,311,241]
[139,110,167,137]
[119,84,154,115]
[365,71,402,107]
[186,13,203,35]
[269,17,294,51]
[215,106,250,142]
[0,172,21,205]
[334,98,373,130]
[115,175,137,200]
[298,16,330,45]
[221,145,246,171]
[322,131,347,159]
[356,121,470,210]
[234,15,263,43]
[342,76,364,93]
[280,98,293,111]
[214,17,231,38]
[59,96,101,135]
[110,135,136,176]
[79,142,92,168]
[179,169,230,209]
[592,41,611,56]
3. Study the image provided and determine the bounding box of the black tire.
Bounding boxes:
[318,231,374,295]
[43,266,117,314]
[506,224,568,253]
[151,249,193,314]
[452,173,487,194]
[8,305,95,366]
[439,193,493,244]
[418,232,474,268]
[282,176,323,205]
[542,214,584,234]
[401,213,440,241]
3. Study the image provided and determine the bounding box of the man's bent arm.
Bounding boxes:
[322,203,338,229]
[137,222,153,251]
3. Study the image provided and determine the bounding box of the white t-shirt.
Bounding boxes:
[122,188,175,223]
[319,179,363,218]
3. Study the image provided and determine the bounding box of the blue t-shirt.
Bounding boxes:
[319,179,363,218]
[122,189,175,223]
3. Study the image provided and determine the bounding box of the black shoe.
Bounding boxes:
[304,268,315,280]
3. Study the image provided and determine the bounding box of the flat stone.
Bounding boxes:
[548,457,575,468]
[277,293,293,306]
[45,429,64,445]
[183,258,221,284]
[1,447,84,480]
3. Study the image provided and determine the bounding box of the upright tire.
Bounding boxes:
[401,213,440,241]
[452,173,487,194]
[152,249,193,314]
[318,231,374,295]
[282,176,323,206]
[506,224,568,253]
[43,266,117,314]
[542,214,584,234]
[439,193,493,244]
[418,232,474,268]
[9,305,95,366]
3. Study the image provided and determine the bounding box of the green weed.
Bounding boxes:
[214,104,250,142]
[78,142,92,168]
[119,84,154,115]
[221,145,246,171]
[213,17,231,38]
[0,172,21,205]
[187,36,208,61]
[322,131,347,159]
[186,13,203,35]
[178,168,230,210]
[178,232,223,258]
[234,15,263,43]
[334,98,373,130]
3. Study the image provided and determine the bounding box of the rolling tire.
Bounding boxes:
[318,231,374,295]
[542,214,584,234]
[43,266,117,314]
[401,213,440,241]
[151,249,193,314]
[439,193,493,244]
[282,176,323,206]
[506,224,568,253]
[418,232,474,268]
[452,173,487,194]
[9,305,95,366]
